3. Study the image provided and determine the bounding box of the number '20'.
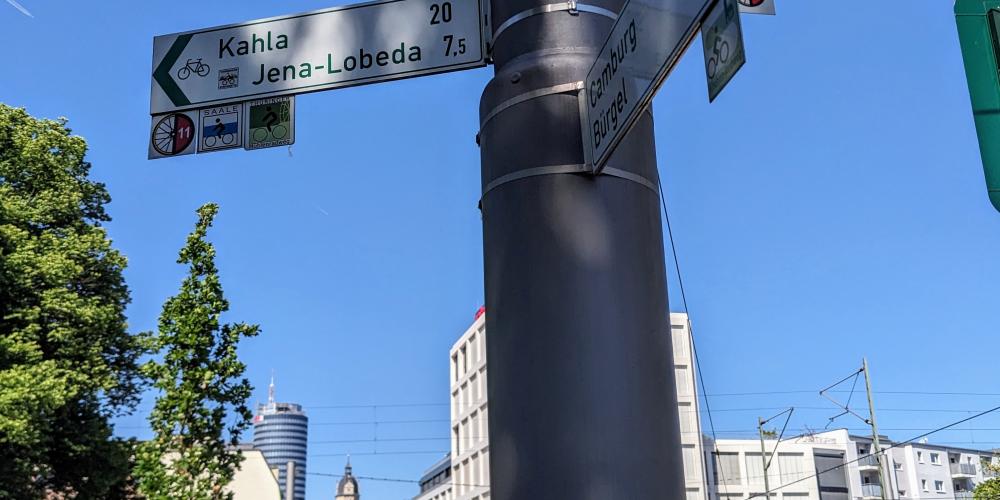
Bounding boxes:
[430,2,452,24]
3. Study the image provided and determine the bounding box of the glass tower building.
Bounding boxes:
[253,379,308,500]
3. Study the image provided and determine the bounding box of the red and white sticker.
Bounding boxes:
[738,0,775,15]
[148,111,198,159]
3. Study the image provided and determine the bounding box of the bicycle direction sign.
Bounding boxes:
[149,0,487,114]
[149,111,198,159]
[702,0,745,102]
[198,103,243,153]
[245,97,295,150]
[582,0,711,171]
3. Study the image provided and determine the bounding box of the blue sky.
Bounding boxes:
[4,0,1000,498]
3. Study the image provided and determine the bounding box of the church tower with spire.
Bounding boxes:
[334,457,360,500]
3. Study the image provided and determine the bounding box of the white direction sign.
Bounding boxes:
[150,0,486,114]
[583,0,711,170]
[702,0,745,102]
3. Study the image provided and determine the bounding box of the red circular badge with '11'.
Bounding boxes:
[152,113,195,155]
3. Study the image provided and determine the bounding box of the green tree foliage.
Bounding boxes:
[0,104,144,497]
[976,462,1000,500]
[135,203,258,500]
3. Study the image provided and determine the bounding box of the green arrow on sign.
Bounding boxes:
[153,34,193,108]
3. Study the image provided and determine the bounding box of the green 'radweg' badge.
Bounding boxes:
[245,96,295,150]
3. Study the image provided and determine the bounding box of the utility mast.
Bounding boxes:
[863,358,889,500]
[821,359,889,500]
[757,407,793,499]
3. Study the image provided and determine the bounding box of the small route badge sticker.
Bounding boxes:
[244,96,295,150]
[148,111,198,159]
[198,104,242,153]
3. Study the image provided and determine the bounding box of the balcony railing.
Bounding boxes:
[951,463,977,476]
[955,492,974,500]
[858,455,880,468]
[860,484,882,498]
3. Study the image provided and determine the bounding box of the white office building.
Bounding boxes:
[707,429,998,500]
[414,310,707,500]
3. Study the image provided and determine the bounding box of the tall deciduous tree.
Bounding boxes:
[135,203,258,500]
[0,104,144,497]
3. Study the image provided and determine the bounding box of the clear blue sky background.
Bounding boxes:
[3,1,1000,498]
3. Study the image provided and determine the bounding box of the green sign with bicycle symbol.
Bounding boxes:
[245,97,295,150]
[702,0,746,102]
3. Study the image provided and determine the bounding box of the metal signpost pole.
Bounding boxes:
[479,0,685,497]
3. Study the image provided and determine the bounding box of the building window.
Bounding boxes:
[930,453,940,465]
[921,479,928,492]
[778,453,806,483]
[678,402,694,435]
[671,328,686,359]
[682,446,698,479]
[713,452,741,485]
[675,367,690,396]
[934,480,944,492]
[917,452,924,463]
[746,452,773,485]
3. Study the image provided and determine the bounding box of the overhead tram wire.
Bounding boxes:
[746,403,1000,499]
[115,404,1000,431]
[656,175,730,496]
[307,470,490,489]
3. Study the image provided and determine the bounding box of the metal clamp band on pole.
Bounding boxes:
[602,167,659,194]
[481,164,659,198]
[491,2,618,46]
[482,163,591,197]
[480,81,584,129]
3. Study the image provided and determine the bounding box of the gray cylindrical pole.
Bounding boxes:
[479,0,685,497]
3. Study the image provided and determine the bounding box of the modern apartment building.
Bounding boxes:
[414,309,706,500]
[708,429,998,500]
[890,441,997,499]
[253,378,308,500]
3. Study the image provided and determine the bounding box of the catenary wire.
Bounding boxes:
[307,470,490,489]
[657,173,730,496]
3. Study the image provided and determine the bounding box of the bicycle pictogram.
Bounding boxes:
[203,118,236,148]
[177,58,210,80]
[251,104,290,142]
[218,68,239,89]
